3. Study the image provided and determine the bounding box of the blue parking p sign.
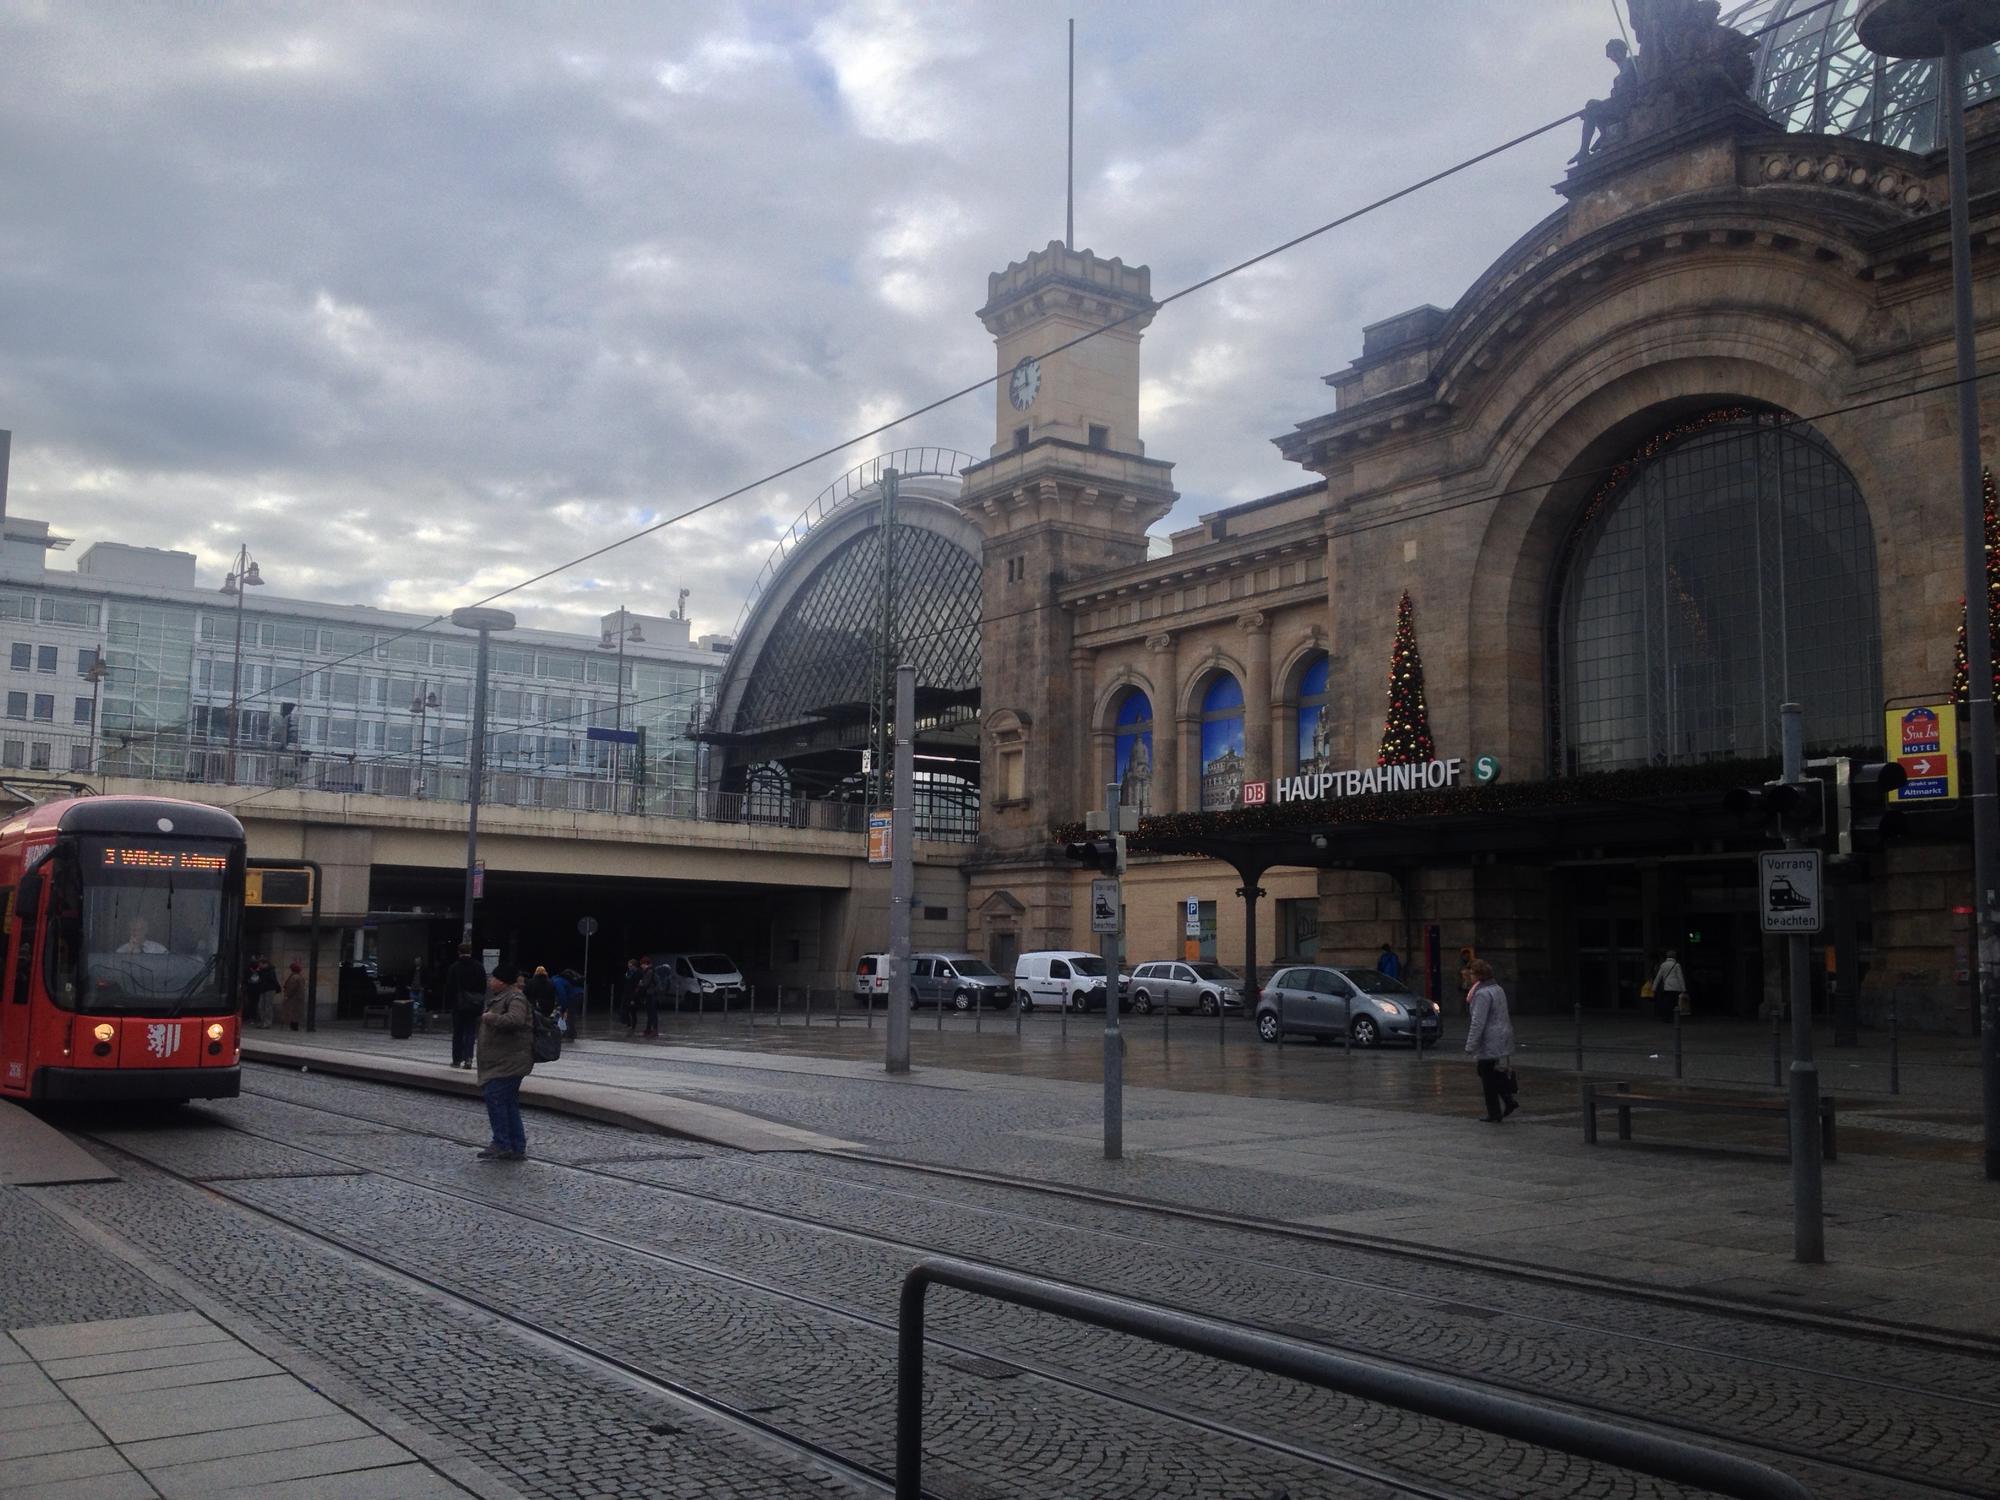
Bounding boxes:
[1185,898,1201,938]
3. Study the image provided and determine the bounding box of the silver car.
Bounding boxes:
[1127,961,1245,1016]
[1255,966,1441,1047]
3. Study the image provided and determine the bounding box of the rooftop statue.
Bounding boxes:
[1573,0,1762,166]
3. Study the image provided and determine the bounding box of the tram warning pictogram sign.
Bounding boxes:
[1759,850,1823,934]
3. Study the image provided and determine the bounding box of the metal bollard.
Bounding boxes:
[1672,1009,1683,1080]
[1889,1002,1900,1096]
[1277,991,1285,1048]
[1061,997,1067,1042]
[936,993,943,1031]
[1770,1010,1782,1088]
[1015,994,1022,1037]
[1573,1002,1584,1073]
[975,994,982,1035]
[806,987,813,1027]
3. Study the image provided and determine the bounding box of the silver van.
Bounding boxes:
[910,952,1014,1010]
[1014,951,1110,1013]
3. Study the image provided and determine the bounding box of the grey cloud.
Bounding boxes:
[1,1,1611,636]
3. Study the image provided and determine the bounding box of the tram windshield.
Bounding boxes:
[56,838,239,1011]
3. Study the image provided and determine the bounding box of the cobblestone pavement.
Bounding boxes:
[41,1071,1995,1500]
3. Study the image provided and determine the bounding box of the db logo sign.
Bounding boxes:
[1241,781,1268,806]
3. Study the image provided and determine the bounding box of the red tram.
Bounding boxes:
[0,795,244,1102]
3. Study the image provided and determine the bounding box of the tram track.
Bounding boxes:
[193,1073,2000,1499]
[70,1110,1481,1500]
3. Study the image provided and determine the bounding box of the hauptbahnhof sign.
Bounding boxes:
[1241,757,1466,808]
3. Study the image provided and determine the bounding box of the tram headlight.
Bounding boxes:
[92,1023,115,1044]
[206,1023,225,1042]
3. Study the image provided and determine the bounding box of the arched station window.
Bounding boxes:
[1113,690,1153,814]
[1553,410,1882,772]
[1198,674,1245,811]
[1296,654,1330,773]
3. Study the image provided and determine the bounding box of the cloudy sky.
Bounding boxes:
[1,2,1621,639]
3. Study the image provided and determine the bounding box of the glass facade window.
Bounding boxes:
[1278,897,1319,961]
[1198,675,1245,811]
[31,694,52,721]
[35,645,56,673]
[1554,412,1882,771]
[39,597,98,628]
[1725,0,2000,153]
[76,648,99,678]
[1296,654,1330,772]
[1,739,19,767]
[4,692,23,719]
[73,698,92,724]
[1113,690,1154,814]
[9,643,28,670]
[735,521,981,735]
[0,593,32,622]
[28,742,48,769]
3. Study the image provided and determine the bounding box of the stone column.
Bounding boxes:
[1071,646,1096,817]
[1146,632,1178,815]
[1240,612,1271,784]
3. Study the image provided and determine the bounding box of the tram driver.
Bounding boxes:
[115,917,168,955]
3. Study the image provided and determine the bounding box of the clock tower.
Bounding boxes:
[958,241,1176,957]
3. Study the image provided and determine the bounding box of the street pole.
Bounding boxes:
[452,607,515,948]
[1103,782,1124,1161]
[887,664,914,1074]
[1782,702,1825,1263]
[1855,0,2000,1186]
[614,608,627,812]
[226,545,246,784]
[1945,40,2000,1186]
[85,647,106,775]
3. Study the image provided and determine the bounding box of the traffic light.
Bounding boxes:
[1063,834,1127,874]
[1845,760,1906,854]
[1723,778,1824,838]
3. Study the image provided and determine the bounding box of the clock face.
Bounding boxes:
[1008,356,1041,411]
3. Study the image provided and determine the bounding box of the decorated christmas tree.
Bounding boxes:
[1952,467,2000,706]
[1377,589,1436,765]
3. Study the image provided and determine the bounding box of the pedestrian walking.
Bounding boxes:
[1376,942,1401,981]
[279,960,307,1031]
[253,960,281,1028]
[618,958,640,1033]
[1463,958,1517,1124]
[476,964,534,1161]
[557,969,583,1036]
[1648,948,1687,1023]
[638,956,662,1037]
[445,943,487,1070]
[241,956,263,1026]
[524,965,557,1018]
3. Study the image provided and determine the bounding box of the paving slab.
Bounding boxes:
[150,1434,411,1497]
[0,1443,142,1491]
[0,1105,116,1188]
[3,1310,477,1497]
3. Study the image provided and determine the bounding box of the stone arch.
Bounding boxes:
[1463,339,1898,772]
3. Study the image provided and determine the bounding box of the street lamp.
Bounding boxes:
[410,682,439,799]
[450,606,515,948]
[219,545,265,783]
[598,609,644,813]
[1858,0,2000,1182]
[84,647,107,775]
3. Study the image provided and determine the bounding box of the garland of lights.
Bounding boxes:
[1951,467,2000,706]
[1376,590,1435,766]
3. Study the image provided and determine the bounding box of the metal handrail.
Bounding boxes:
[896,1257,1813,1500]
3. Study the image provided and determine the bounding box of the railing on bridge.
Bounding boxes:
[17,724,980,839]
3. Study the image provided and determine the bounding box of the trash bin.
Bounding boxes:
[389,998,414,1040]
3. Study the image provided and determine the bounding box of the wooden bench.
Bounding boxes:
[1581,1080,1837,1162]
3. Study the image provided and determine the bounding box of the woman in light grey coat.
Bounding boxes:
[1463,958,1517,1123]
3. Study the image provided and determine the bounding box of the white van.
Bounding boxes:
[1014,951,1111,1013]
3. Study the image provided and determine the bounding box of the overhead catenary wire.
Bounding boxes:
[201,0,1849,731]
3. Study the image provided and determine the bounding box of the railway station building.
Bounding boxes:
[957,0,1998,1031]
